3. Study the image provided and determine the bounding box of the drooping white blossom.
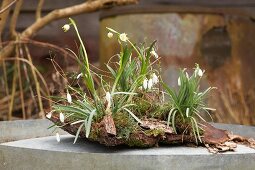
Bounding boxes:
[143,78,148,90]
[148,79,153,90]
[178,77,181,86]
[62,24,70,32]
[119,33,128,42]
[185,108,190,117]
[46,111,52,119]
[150,50,159,59]
[152,73,159,84]
[186,72,189,79]
[197,68,203,77]
[107,32,113,38]
[56,133,60,142]
[59,112,65,123]
[67,91,72,103]
[76,73,83,79]
[105,92,111,109]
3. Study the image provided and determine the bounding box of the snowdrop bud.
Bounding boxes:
[152,73,159,84]
[59,112,65,123]
[105,92,111,109]
[198,69,203,77]
[178,77,181,86]
[148,79,153,90]
[56,133,60,142]
[185,108,190,117]
[186,72,189,79]
[150,50,159,59]
[46,111,52,119]
[107,32,113,38]
[62,24,70,32]
[119,33,128,42]
[76,73,83,79]
[67,91,72,103]
[143,78,148,90]
[105,92,111,103]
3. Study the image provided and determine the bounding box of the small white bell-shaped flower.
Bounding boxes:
[107,32,113,38]
[119,33,128,42]
[76,73,83,79]
[148,79,153,90]
[152,73,159,84]
[105,92,111,109]
[178,77,181,86]
[46,111,52,119]
[143,78,148,90]
[56,133,60,142]
[62,24,70,32]
[67,91,72,104]
[59,112,65,123]
[150,50,159,59]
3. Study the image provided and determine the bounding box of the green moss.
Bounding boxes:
[113,112,138,139]
[144,128,165,137]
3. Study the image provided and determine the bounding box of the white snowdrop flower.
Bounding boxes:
[185,108,190,117]
[46,111,52,119]
[119,33,128,42]
[107,32,113,38]
[56,133,60,142]
[152,73,159,84]
[148,79,153,90]
[178,77,181,86]
[143,78,148,90]
[59,112,65,123]
[197,68,203,77]
[105,92,111,109]
[76,73,83,79]
[105,92,111,103]
[62,24,70,32]
[186,72,189,79]
[67,91,72,103]
[150,50,159,59]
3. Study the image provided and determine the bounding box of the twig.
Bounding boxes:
[24,45,45,118]
[9,0,23,38]
[0,0,17,14]
[16,43,26,119]
[36,0,44,20]
[0,0,138,59]
[0,0,14,48]
[8,59,17,120]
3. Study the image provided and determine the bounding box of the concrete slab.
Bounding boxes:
[0,135,255,170]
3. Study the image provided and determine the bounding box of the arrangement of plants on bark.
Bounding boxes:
[47,18,255,153]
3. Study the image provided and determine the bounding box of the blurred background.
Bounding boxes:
[0,0,255,125]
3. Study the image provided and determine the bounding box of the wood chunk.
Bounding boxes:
[101,114,117,136]
[140,119,173,134]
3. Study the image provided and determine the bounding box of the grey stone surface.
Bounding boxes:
[0,135,255,170]
[0,120,255,170]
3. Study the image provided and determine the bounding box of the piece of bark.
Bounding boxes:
[140,118,173,134]
[202,122,230,144]
[101,114,117,136]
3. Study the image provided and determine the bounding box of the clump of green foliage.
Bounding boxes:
[48,18,215,145]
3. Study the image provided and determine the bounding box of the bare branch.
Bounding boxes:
[0,0,15,47]
[0,0,17,14]
[36,0,44,21]
[0,0,138,58]
[10,0,23,38]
